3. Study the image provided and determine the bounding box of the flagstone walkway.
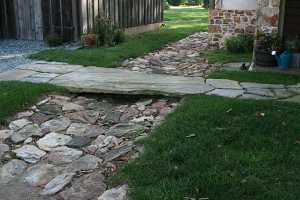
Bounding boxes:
[1,62,300,102]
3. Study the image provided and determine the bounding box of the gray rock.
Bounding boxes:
[87,135,121,154]
[66,155,102,173]
[47,146,83,164]
[16,111,34,119]
[24,164,60,187]
[59,172,106,200]
[11,124,42,143]
[49,67,212,96]
[103,111,122,123]
[41,117,71,133]
[206,79,242,90]
[0,143,9,157]
[239,94,274,100]
[37,132,72,151]
[66,123,89,136]
[240,82,285,89]
[0,130,13,142]
[98,185,128,200]
[281,95,300,103]
[246,88,274,97]
[61,102,84,112]
[13,145,46,164]
[41,173,75,195]
[106,123,145,137]
[87,101,113,113]
[0,159,27,184]
[208,89,244,98]
[19,63,83,74]
[66,136,92,148]
[272,89,293,98]
[65,110,99,124]
[100,144,133,162]
[9,119,32,131]
[23,73,60,83]
[38,104,62,115]
[30,112,55,125]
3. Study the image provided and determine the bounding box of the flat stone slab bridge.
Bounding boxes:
[1,62,300,103]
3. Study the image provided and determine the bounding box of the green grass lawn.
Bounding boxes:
[113,95,300,200]
[0,81,62,125]
[208,70,300,85]
[202,49,253,64]
[30,7,208,67]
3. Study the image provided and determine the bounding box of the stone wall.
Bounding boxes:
[256,0,281,34]
[208,9,257,48]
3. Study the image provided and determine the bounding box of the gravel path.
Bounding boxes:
[0,40,47,73]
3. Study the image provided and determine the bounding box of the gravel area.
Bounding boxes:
[0,40,47,73]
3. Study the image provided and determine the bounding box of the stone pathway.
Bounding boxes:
[0,94,178,200]
[121,32,214,77]
[1,62,300,102]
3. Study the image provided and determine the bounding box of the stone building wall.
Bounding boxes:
[256,0,281,34]
[208,9,257,48]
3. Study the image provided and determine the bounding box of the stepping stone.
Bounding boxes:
[66,155,102,173]
[24,164,61,187]
[272,88,293,98]
[18,63,83,74]
[208,89,244,98]
[0,159,27,184]
[66,123,89,136]
[100,144,134,162]
[98,185,128,200]
[106,123,145,137]
[22,73,59,83]
[49,67,213,96]
[41,117,71,133]
[37,132,72,151]
[206,79,242,90]
[246,88,274,97]
[38,104,62,115]
[59,172,106,200]
[65,110,99,124]
[240,82,285,89]
[9,119,32,131]
[87,135,121,154]
[41,173,75,195]
[0,69,37,81]
[11,124,42,144]
[47,146,83,164]
[239,94,274,100]
[13,145,46,164]
[281,95,300,103]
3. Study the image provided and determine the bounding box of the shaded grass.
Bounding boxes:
[113,95,300,200]
[30,7,208,67]
[208,70,300,85]
[202,49,252,64]
[0,81,63,125]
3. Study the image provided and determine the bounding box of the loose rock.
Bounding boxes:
[13,145,46,164]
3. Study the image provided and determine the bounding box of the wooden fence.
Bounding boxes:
[0,0,163,41]
[82,0,164,34]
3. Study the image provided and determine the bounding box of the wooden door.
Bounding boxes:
[284,0,300,40]
[14,0,43,40]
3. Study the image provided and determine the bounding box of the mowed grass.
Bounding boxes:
[0,81,63,125]
[208,70,300,85]
[30,7,208,67]
[113,95,300,200]
[202,49,253,64]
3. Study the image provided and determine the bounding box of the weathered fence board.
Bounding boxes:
[1,0,163,41]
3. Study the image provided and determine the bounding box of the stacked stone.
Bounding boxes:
[208,9,257,48]
[0,94,178,200]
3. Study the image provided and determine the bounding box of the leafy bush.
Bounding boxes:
[164,0,170,9]
[46,35,63,47]
[94,15,125,47]
[168,0,182,6]
[225,35,254,53]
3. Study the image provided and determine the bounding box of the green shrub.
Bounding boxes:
[94,15,125,47]
[46,35,63,47]
[168,0,182,6]
[225,35,254,53]
[164,0,170,9]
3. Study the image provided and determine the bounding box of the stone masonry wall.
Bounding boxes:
[208,9,257,48]
[256,0,281,34]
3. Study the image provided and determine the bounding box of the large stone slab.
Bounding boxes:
[207,89,244,98]
[240,82,285,89]
[22,73,60,83]
[50,68,213,96]
[17,63,83,74]
[0,69,37,81]
[206,79,242,90]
